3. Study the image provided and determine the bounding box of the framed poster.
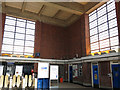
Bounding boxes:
[72,65,78,78]
[38,62,49,78]
[50,65,58,80]
[15,66,23,76]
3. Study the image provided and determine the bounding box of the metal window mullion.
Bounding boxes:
[23,20,27,55]
[106,3,111,50]
[96,10,100,52]
[12,18,17,54]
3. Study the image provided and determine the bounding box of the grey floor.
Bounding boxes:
[51,82,101,89]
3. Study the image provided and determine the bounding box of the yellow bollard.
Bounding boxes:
[35,78,37,89]
[0,75,4,88]
[17,75,20,87]
[28,75,32,87]
[12,75,16,87]
[4,75,8,88]
[25,75,28,87]
[32,78,35,87]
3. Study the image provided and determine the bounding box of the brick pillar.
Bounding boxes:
[115,2,120,46]
[0,13,6,54]
[80,14,90,56]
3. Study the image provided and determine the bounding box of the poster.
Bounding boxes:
[38,62,49,78]
[50,65,58,80]
[72,65,78,78]
[15,66,23,76]
[0,65,3,76]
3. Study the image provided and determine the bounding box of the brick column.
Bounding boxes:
[115,2,120,46]
[80,14,90,56]
[0,13,6,54]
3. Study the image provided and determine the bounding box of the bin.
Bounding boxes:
[43,78,49,89]
[37,79,43,89]
[60,78,63,83]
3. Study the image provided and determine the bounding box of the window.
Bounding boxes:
[78,64,82,76]
[1,16,35,55]
[89,0,119,53]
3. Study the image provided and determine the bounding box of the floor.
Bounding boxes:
[51,82,101,89]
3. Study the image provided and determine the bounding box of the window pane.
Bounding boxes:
[91,42,99,50]
[14,46,24,52]
[26,23,35,29]
[89,10,96,16]
[24,53,33,55]
[107,1,115,12]
[2,38,14,45]
[16,21,26,28]
[27,21,35,24]
[16,27,25,34]
[109,18,118,29]
[90,27,98,36]
[14,52,24,55]
[98,23,108,33]
[15,33,24,40]
[110,36,119,46]
[25,47,34,53]
[5,19,16,26]
[4,25,15,32]
[14,39,24,46]
[1,51,12,54]
[26,29,35,35]
[100,47,110,51]
[26,35,34,41]
[97,7,106,18]
[17,18,26,22]
[3,31,14,38]
[98,15,107,25]
[91,50,99,53]
[108,10,116,20]
[90,35,98,43]
[109,27,118,37]
[100,39,109,48]
[2,45,13,52]
[99,31,109,40]
[89,20,97,29]
[111,46,119,52]
[25,41,34,47]
[6,16,16,20]
[89,13,97,22]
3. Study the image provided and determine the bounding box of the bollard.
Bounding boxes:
[12,75,16,87]
[25,75,28,87]
[35,78,37,89]
[4,75,8,88]
[9,76,13,89]
[17,75,20,87]
[0,75,4,88]
[28,75,32,87]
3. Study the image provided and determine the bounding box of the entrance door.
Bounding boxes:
[92,64,99,88]
[112,64,120,89]
[69,66,73,83]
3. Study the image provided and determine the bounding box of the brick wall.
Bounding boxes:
[0,13,6,54]
[34,21,68,59]
[98,61,112,88]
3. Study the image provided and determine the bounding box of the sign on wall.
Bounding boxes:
[73,65,78,78]
[0,65,3,76]
[38,62,49,78]
[50,65,58,80]
[15,66,23,76]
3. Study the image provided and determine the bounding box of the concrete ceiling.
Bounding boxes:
[2,2,105,27]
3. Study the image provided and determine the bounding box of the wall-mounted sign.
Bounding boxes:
[50,65,58,80]
[38,63,49,78]
[15,66,23,76]
[73,65,78,78]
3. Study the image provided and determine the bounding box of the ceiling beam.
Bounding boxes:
[38,5,46,16]
[2,2,6,8]
[21,2,27,12]
[44,2,84,16]
[52,10,61,18]
[2,6,67,27]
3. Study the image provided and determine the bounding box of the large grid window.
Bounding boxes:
[1,16,35,55]
[89,0,119,53]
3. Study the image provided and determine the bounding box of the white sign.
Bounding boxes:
[50,65,58,80]
[38,62,49,78]
[73,65,78,78]
[0,66,3,76]
[15,66,23,76]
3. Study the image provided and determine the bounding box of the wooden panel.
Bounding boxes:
[25,2,44,13]
[55,10,73,20]
[42,6,59,17]
[6,2,23,9]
